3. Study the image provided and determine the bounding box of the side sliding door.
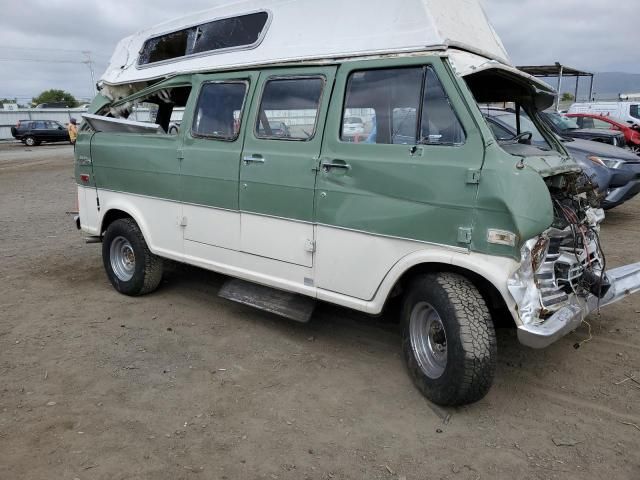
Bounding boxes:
[180,72,258,257]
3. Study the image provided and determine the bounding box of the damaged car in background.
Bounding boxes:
[73,0,640,406]
[483,108,640,210]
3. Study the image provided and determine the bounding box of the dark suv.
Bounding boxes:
[10,120,70,146]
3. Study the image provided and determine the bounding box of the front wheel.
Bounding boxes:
[102,218,163,296]
[401,272,497,406]
[631,145,640,156]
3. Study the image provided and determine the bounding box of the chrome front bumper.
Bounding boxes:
[518,262,640,348]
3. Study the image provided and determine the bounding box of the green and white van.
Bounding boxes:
[74,0,640,406]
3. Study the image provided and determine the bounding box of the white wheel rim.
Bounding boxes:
[110,236,135,281]
[409,302,448,379]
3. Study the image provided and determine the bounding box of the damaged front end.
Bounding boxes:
[509,172,640,348]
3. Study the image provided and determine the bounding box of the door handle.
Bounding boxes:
[321,160,351,172]
[243,155,265,165]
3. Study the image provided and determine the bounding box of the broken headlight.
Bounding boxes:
[530,236,549,273]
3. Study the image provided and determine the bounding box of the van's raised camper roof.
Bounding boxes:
[100,0,510,89]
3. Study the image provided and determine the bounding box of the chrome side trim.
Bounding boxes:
[316,223,469,254]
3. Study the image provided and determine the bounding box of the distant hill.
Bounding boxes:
[539,72,640,101]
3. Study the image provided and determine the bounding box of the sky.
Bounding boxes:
[0,0,638,103]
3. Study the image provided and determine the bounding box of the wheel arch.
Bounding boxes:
[99,205,153,252]
[100,208,134,235]
[373,250,520,327]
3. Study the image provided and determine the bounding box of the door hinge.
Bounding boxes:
[177,149,184,161]
[457,227,473,244]
[304,239,316,253]
[466,169,481,184]
[179,216,188,227]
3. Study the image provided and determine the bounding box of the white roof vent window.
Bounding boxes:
[138,11,270,67]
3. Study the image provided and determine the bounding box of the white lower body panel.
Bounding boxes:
[78,186,520,318]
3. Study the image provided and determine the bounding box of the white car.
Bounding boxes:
[342,116,365,138]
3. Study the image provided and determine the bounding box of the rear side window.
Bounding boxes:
[341,66,465,145]
[256,77,324,141]
[139,12,270,66]
[192,82,248,140]
[592,118,612,129]
[578,117,592,128]
[631,104,640,120]
[34,121,46,129]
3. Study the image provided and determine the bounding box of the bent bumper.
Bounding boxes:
[518,262,640,348]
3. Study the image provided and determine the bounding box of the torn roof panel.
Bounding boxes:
[100,0,511,87]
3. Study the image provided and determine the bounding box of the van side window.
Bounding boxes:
[631,105,640,121]
[256,77,324,141]
[341,68,423,144]
[192,82,247,140]
[420,67,465,145]
[139,11,270,66]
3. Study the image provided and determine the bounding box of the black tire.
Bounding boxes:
[24,136,39,147]
[401,272,497,406]
[102,218,163,296]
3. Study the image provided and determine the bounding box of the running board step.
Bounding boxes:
[218,279,315,323]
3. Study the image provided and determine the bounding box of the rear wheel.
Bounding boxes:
[102,218,163,296]
[631,145,640,155]
[24,136,39,147]
[401,272,497,406]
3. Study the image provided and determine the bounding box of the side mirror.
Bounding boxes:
[59,126,64,130]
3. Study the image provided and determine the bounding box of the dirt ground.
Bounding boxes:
[0,142,639,480]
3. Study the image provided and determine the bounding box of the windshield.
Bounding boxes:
[545,112,580,131]
[488,111,547,143]
[480,107,556,156]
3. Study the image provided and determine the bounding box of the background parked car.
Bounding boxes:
[483,108,640,209]
[566,113,640,154]
[10,120,71,146]
[569,101,640,127]
[342,116,365,139]
[541,111,627,148]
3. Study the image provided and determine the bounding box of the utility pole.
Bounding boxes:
[81,50,96,96]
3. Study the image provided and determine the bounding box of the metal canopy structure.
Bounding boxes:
[517,62,594,111]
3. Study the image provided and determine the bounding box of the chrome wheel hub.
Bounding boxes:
[409,302,447,379]
[110,236,135,281]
